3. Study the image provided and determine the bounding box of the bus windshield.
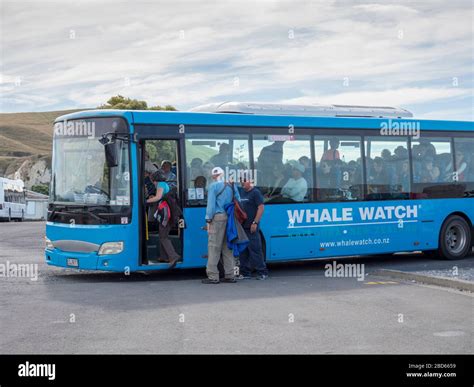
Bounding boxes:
[50,117,131,207]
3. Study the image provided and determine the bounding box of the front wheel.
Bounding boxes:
[438,215,472,260]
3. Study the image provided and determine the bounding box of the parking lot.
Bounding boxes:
[0,221,472,354]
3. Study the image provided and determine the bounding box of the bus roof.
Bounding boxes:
[55,106,473,132]
[190,102,414,118]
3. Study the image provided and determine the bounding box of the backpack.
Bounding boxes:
[217,182,247,224]
[161,186,183,227]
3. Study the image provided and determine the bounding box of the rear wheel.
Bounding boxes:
[438,215,472,260]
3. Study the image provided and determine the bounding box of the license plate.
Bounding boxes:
[67,258,79,267]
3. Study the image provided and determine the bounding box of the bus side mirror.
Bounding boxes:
[105,142,119,168]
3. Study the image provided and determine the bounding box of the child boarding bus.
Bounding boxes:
[45,102,473,272]
[0,177,26,221]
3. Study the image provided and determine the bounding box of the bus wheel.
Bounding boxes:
[439,215,472,260]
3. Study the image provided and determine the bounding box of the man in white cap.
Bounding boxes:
[280,163,308,202]
[203,166,240,284]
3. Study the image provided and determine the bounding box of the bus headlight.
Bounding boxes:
[98,241,124,255]
[44,237,54,250]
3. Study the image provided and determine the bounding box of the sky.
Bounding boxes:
[1,0,473,120]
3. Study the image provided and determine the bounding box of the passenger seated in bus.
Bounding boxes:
[444,150,467,182]
[144,150,159,175]
[420,156,441,183]
[345,160,359,182]
[191,175,207,203]
[279,163,308,202]
[210,143,231,168]
[188,158,204,186]
[161,160,177,187]
[321,139,341,161]
[396,160,410,193]
[414,141,436,160]
[298,156,313,182]
[367,157,391,193]
[194,175,207,189]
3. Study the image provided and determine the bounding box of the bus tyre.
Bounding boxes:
[439,215,472,260]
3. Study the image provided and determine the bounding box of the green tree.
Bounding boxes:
[98,95,176,111]
[31,184,49,196]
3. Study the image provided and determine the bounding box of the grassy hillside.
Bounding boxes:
[0,110,81,176]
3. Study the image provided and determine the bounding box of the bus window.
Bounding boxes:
[253,135,313,203]
[314,135,363,201]
[411,137,460,198]
[454,137,474,196]
[184,134,250,205]
[364,137,410,200]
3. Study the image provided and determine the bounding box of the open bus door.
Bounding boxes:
[139,138,184,267]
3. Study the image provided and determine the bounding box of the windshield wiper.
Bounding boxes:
[50,206,108,224]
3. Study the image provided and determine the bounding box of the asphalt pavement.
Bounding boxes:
[0,221,472,354]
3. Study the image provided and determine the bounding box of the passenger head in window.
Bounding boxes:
[161,160,176,182]
[144,152,159,175]
[280,163,308,202]
[369,157,391,185]
[381,149,392,161]
[417,141,436,159]
[321,139,340,161]
[394,146,408,160]
[421,156,440,183]
[210,143,231,167]
[298,156,312,181]
[194,175,207,189]
[189,158,204,181]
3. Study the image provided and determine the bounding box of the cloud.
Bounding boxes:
[281,87,471,107]
[0,0,472,120]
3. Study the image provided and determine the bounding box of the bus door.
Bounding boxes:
[139,138,184,266]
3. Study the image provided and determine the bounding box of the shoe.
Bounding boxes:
[236,274,252,280]
[168,256,181,269]
[256,274,268,280]
[202,278,220,284]
[222,277,237,283]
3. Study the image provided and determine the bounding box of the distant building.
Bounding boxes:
[25,190,48,220]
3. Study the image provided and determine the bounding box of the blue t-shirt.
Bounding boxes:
[156,181,170,195]
[239,187,264,229]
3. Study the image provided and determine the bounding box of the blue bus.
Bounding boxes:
[45,102,473,272]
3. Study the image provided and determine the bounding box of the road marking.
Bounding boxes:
[365,281,399,285]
